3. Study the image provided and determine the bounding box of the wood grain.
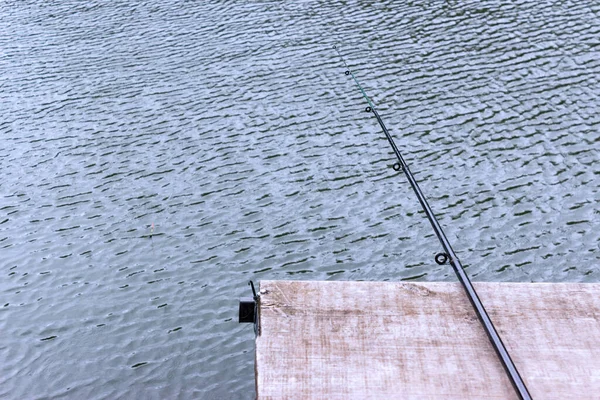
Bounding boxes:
[255,281,600,399]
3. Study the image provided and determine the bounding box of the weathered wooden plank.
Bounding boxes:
[255,281,600,399]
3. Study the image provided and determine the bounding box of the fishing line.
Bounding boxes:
[334,44,532,400]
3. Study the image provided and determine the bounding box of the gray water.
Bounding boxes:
[1,0,599,398]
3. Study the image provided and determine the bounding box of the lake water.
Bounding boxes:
[1,1,599,398]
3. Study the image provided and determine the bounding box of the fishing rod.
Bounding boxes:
[334,45,532,400]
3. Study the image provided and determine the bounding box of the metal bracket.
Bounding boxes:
[239,281,261,336]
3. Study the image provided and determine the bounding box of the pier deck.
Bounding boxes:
[255,280,600,399]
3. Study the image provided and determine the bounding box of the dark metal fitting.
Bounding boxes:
[239,280,259,324]
[345,70,350,75]
[393,163,402,172]
[435,253,449,265]
[365,106,372,112]
[239,297,256,323]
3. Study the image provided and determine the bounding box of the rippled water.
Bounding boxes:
[1,0,598,398]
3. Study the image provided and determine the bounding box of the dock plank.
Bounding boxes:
[255,281,600,399]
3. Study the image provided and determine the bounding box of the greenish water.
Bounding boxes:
[1,1,598,398]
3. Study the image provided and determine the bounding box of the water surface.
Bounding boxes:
[1,1,599,398]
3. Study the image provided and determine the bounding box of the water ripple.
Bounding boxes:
[1,0,599,398]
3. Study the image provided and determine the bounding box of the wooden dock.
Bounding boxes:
[255,280,600,399]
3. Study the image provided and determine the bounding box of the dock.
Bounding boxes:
[254,280,600,399]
